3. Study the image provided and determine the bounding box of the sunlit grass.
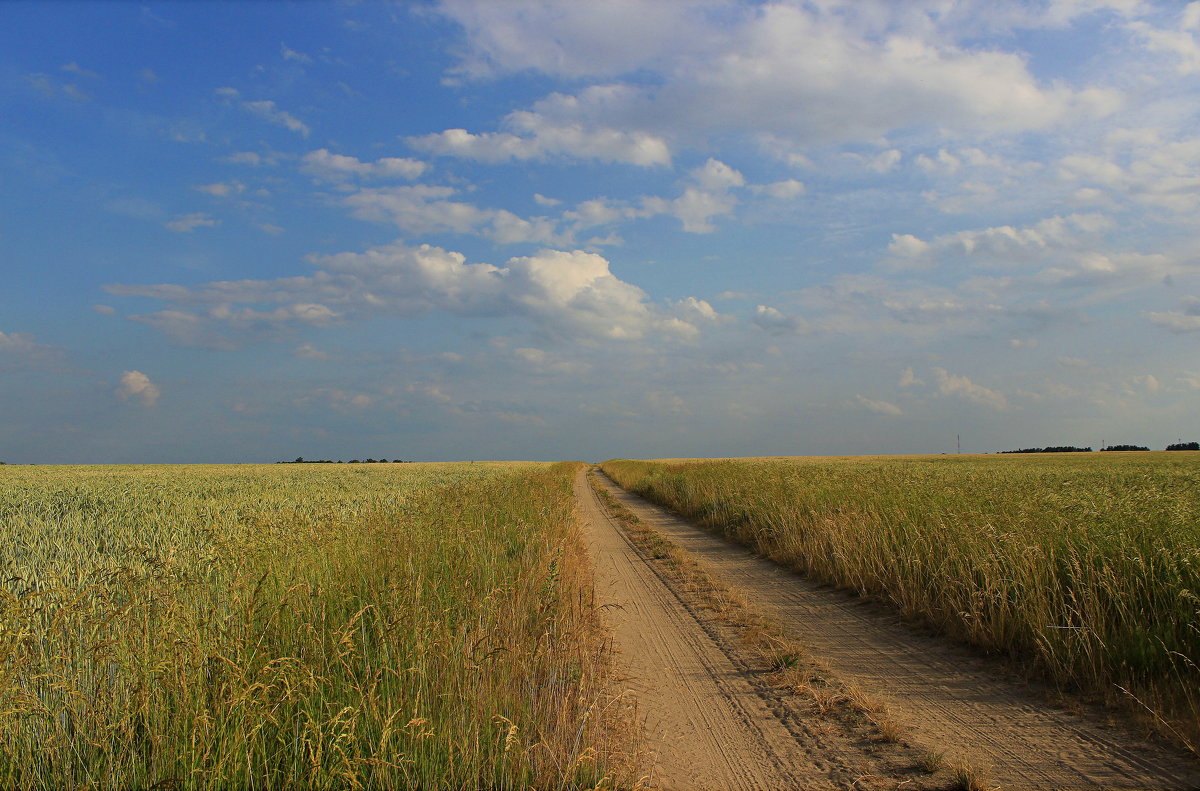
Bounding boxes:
[0,461,636,789]
[602,452,1200,749]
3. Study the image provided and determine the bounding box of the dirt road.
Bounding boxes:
[577,469,909,790]
[582,468,1200,791]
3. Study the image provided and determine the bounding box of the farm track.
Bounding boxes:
[577,469,911,790]
[585,469,1200,791]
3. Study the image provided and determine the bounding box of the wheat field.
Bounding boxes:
[0,461,635,790]
[602,452,1200,749]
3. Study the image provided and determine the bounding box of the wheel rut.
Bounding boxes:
[578,469,906,790]
[591,469,1200,791]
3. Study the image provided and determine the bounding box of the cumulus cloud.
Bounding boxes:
[343,185,567,245]
[116,370,160,407]
[242,100,309,137]
[753,305,812,335]
[1148,296,1200,332]
[755,179,806,199]
[933,367,1007,410]
[107,243,715,347]
[300,149,426,181]
[409,110,671,166]
[1058,137,1200,215]
[0,331,51,357]
[898,367,923,387]
[435,1,1122,154]
[887,214,1112,268]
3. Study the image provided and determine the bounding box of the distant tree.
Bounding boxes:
[999,446,1092,454]
[1166,441,1200,451]
[295,456,304,463]
[349,459,360,464]
[1100,445,1149,452]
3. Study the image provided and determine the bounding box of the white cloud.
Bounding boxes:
[281,43,312,63]
[855,395,903,415]
[436,1,1122,154]
[242,100,310,137]
[865,149,902,173]
[753,305,812,335]
[165,213,219,233]
[293,343,330,360]
[408,111,671,166]
[691,158,744,191]
[1148,296,1200,332]
[342,185,567,245]
[93,304,116,316]
[756,179,806,199]
[899,367,923,387]
[889,214,1112,268]
[888,233,931,258]
[108,243,712,347]
[0,331,42,355]
[194,182,243,197]
[933,367,1007,410]
[1058,137,1200,215]
[643,187,736,234]
[300,149,426,181]
[1128,18,1200,74]
[116,370,160,407]
[1123,373,1161,395]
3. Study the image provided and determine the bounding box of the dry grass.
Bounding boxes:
[601,453,1200,751]
[0,461,641,790]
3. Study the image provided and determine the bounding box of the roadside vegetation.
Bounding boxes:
[0,462,637,790]
[601,452,1200,750]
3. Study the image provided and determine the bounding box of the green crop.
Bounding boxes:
[0,462,634,790]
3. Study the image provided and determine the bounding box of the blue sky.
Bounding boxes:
[2,0,1198,463]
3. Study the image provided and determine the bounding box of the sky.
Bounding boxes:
[1,0,1198,463]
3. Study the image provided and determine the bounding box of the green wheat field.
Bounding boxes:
[0,462,636,790]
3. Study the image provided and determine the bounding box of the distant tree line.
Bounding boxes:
[277,457,412,464]
[999,441,1198,453]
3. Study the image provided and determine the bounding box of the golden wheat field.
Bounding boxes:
[0,461,635,790]
[602,452,1200,750]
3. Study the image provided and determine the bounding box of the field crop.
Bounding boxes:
[602,453,1200,748]
[0,462,635,790]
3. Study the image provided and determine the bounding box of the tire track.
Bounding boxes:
[578,469,865,790]
[593,470,1200,791]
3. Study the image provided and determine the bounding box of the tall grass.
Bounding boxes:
[0,461,637,789]
[602,453,1200,748]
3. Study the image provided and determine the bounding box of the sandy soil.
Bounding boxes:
[578,469,912,790]
[587,469,1200,791]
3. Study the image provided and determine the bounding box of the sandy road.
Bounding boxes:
[579,468,925,790]
[588,469,1200,791]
